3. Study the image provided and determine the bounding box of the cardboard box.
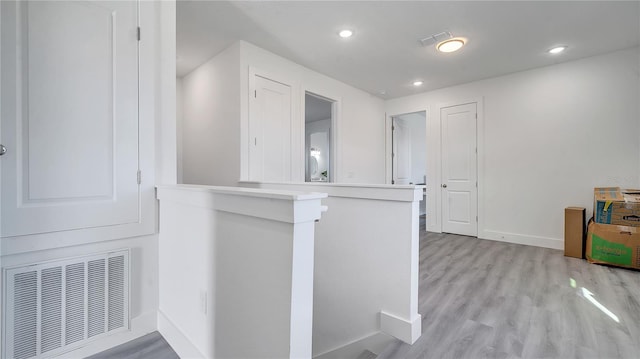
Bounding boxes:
[593,187,640,227]
[564,207,586,258]
[586,220,640,270]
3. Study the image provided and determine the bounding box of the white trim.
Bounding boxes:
[380,311,421,344]
[476,98,486,241]
[481,230,563,250]
[157,310,205,359]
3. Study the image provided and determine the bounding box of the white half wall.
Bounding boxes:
[385,47,640,249]
[240,181,423,356]
[157,185,326,358]
[181,42,242,186]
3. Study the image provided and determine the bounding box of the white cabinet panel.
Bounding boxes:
[1,1,140,237]
[249,75,292,182]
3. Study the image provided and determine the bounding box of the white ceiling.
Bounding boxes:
[177,1,640,99]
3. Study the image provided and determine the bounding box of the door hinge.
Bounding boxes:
[137,170,142,185]
[475,113,477,119]
[476,215,478,222]
[254,90,257,98]
[137,27,141,41]
[392,180,395,184]
[392,126,395,131]
[254,137,257,146]
[476,181,478,188]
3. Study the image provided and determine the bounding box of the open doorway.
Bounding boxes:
[305,92,334,182]
[391,111,427,216]
[392,111,426,185]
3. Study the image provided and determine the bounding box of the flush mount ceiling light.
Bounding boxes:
[413,81,423,87]
[548,45,568,54]
[338,29,353,38]
[436,38,466,53]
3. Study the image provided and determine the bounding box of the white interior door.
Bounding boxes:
[392,118,412,185]
[249,75,292,181]
[1,1,140,237]
[441,103,477,236]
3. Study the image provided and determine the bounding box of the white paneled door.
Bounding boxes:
[249,75,292,181]
[1,1,140,237]
[392,118,411,185]
[441,103,477,236]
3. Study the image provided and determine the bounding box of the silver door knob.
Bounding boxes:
[0,144,6,156]
[442,184,447,188]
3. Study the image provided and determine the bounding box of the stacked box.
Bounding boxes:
[587,188,640,269]
[564,207,585,259]
[593,187,640,227]
[586,220,640,270]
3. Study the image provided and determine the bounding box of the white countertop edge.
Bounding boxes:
[157,184,328,201]
[238,181,426,190]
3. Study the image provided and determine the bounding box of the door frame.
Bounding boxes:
[384,109,429,185]
[300,85,341,183]
[435,97,484,236]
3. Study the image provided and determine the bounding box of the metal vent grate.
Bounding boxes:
[3,250,129,359]
[41,267,62,353]
[13,271,38,359]
[88,259,106,338]
[108,256,125,331]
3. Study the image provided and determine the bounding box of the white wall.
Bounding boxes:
[239,41,386,184]
[181,42,242,186]
[386,47,640,249]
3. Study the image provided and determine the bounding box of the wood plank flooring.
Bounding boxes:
[89,223,640,359]
[85,332,178,359]
[378,230,640,359]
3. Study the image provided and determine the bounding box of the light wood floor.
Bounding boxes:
[89,226,640,359]
[85,332,178,359]
[378,230,640,359]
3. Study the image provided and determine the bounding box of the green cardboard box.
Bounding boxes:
[586,220,640,270]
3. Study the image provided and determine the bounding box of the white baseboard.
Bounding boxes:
[380,311,421,344]
[157,309,205,359]
[313,332,395,359]
[480,230,563,250]
[57,310,157,358]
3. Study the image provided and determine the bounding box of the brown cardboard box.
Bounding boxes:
[593,187,640,227]
[564,207,586,258]
[586,220,640,270]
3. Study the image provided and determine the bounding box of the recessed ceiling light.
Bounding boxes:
[338,29,353,38]
[413,81,423,87]
[436,38,466,53]
[548,46,567,54]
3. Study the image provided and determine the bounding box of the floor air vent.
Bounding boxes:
[3,250,130,359]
